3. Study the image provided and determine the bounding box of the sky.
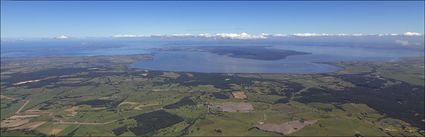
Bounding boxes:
[1,1,424,38]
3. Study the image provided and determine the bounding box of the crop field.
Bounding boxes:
[0,55,424,136]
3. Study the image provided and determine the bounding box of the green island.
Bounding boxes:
[156,46,310,60]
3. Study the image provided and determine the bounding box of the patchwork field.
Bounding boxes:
[1,55,424,136]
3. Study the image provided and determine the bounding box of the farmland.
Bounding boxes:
[1,55,424,136]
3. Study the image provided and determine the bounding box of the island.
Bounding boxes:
[156,46,311,60]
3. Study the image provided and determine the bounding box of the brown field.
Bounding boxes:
[232,91,247,99]
[48,127,66,135]
[0,118,31,129]
[210,102,254,112]
[161,72,180,79]
[8,121,46,131]
[1,105,49,132]
[65,106,79,116]
[255,120,318,135]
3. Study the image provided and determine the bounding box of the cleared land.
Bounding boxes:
[255,120,318,135]
[0,55,423,136]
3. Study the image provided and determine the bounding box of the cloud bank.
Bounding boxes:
[403,32,422,36]
[112,32,423,40]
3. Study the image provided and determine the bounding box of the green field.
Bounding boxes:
[1,55,424,136]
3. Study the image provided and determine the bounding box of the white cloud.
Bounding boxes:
[260,33,270,37]
[198,33,214,38]
[351,34,364,36]
[403,32,422,36]
[335,34,349,36]
[292,33,325,37]
[112,34,148,38]
[170,33,194,37]
[112,33,267,39]
[111,32,424,39]
[272,34,288,37]
[54,35,69,39]
[214,33,267,39]
[378,33,399,36]
[291,33,339,37]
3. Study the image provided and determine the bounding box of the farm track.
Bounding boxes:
[55,120,117,125]
[16,100,29,114]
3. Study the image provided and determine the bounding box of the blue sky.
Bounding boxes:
[1,1,424,38]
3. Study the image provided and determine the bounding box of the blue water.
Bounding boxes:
[1,39,424,73]
[130,51,343,73]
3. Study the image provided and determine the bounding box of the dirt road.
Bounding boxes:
[16,100,29,114]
